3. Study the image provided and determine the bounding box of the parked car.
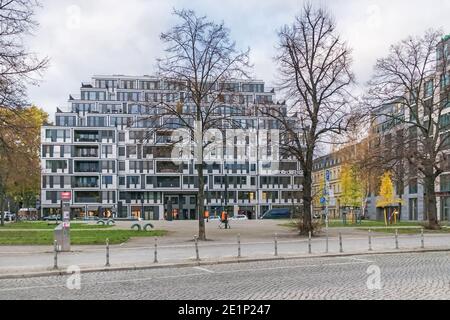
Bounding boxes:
[230,214,248,221]
[18,208,38,220]
[43,214,61,221]
[238,210,254,219]
[261,208,292,219]
[2,212,15,221]
[208,216,220,221]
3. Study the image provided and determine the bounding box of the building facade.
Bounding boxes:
[312,34,450,222]
[40,75,303,220]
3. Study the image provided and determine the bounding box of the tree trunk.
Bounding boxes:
[424,171,439,229]
[197,162,206,240]
[300,169,313,235]
[0,194,4,227]
[397,186,404,222]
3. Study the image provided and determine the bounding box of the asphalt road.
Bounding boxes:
[0,252,449,300]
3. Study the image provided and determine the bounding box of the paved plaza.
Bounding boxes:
[0,220,449,276]
[0,252,449,300]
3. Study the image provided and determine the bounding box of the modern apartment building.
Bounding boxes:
[40,75,303,220]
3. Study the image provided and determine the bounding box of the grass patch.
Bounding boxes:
[0,221,111,230]
[359,227,450,234]
[0,229,167,245]
[326,220,422,228]
[278,219,423,229]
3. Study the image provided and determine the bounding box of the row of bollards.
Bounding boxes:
[51,228,428,269]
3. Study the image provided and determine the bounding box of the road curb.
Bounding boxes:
[1,247,449,280]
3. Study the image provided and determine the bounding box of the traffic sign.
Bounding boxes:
[320,197,326,204]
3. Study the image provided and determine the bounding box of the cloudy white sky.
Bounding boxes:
[25,0,450,118]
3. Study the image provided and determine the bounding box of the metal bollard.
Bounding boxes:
[339,232,343,253]
[194,235,200,261]
[395,229,399,249]
[274,233,278,256]
[105,238,110,267]
[308,231,312,254]
[421,228,424,249]
[368,229,372,251]
[237,234,241,258]
[53,240,58,269]
[154,237,158,263]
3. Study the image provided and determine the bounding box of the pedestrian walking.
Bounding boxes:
[342,209,347,225]
[221,211,229,229]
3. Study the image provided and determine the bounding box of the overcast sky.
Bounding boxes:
[25,0,450,118]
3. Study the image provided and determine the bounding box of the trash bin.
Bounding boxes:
[54,223,70,252]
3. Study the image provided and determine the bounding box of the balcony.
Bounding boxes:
[74,130,99,142]
[72,177,100,188]
[74,146,99,158]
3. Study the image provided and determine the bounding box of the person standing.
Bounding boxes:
[342,209,347,225]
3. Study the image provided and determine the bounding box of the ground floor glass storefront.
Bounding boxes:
[440,197,450,221]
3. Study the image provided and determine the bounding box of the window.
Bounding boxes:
[126,146,137,157]
[127,176,140,186]
[441,174,450,192]
[425,80,434,98]
[56,116,76,127]
[45,129,70,142]
[46,160,67,172]
[102,145,113,156]
[74,191,100,203]
[101,160,115,172]
[87,116,106,127]
[42,145,54,157]
[102,176,113,185]
[75,161,99,172]
[409,179,418,194]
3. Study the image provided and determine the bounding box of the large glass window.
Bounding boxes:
[72,176,99,188]
[56,116,76,127]
[74,191,100,203]
[87,116,106,127]
[46,160,67,172]
[74,161,99,173]
[156,176,180,188]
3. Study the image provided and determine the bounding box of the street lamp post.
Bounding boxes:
[224,173,229,217]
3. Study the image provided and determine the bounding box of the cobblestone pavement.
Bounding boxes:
[0,252,449,299]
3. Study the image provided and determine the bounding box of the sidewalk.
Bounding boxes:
[1,222,449,278]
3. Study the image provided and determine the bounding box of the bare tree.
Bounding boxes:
[147,9,251,240]
[265,3,355,235]
[0,0,48,224]
[367,29,449,229]
[0,0,48,110]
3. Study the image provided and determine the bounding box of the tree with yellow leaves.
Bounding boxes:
[376,171,402,226]
[340,164,364,223]
[0,106,48,225]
